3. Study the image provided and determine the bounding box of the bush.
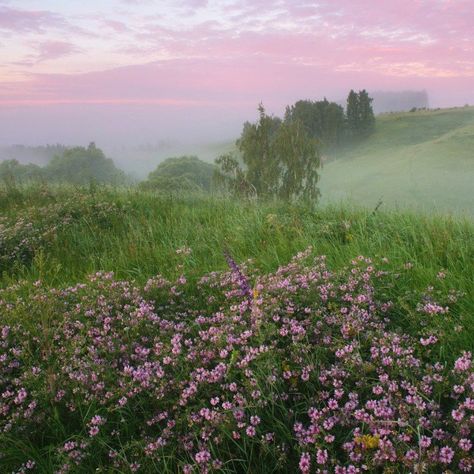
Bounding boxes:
[140,156,216,193]
[0,250,472,473]
[45,143,126,185]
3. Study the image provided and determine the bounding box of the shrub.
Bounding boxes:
[140,156,216,193]
[0,250,472,473]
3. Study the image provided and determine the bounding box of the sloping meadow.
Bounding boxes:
[1,246,472,473]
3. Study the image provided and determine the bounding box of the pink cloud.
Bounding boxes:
[0,0,473,145]
[1,54,471,110]
[0,6,63,33]
[35,40,80,62]
[104,20,131,33]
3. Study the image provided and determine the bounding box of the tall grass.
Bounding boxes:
[1,184,473,352]
[1,184,473,472]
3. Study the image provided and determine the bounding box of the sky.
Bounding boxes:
[0,0,473,146]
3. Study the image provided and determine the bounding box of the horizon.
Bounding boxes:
[1,0,473,147]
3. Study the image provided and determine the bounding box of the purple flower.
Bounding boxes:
[439,446,454,464]
[195,449,211,464]
[299,452,311,473]
[224,250,253,303]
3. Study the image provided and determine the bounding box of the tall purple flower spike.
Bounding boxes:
[223,249,253,303]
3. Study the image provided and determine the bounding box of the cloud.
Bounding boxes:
[35,40,80,62]
[103,20,132,33]
[0,0,473,144]
[0,6,63,33]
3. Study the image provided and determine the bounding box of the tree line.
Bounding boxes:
[0,143,126,187]
[213,90,375,202]
[1,90,375,203]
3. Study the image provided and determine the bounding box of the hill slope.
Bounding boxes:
[320,106,474,216]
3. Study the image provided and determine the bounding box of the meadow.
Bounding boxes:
[0,185,473,473]
[319,106,474,216]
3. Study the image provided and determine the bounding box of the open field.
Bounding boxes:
[197,107,474,216]
[320,107,474,216]
[1,187,473,472]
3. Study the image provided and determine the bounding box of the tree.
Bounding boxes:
[236,104,282,197]
[284,99,346,149]
[274,117,321,201]
[215,104,321,202]
[346,90,375,138]
[0,159,43,186]
[346,89,360,137]
[358,89,375,136]
[45,142,126,185]
[140,156,216,193]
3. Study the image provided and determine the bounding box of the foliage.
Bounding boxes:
[0,247,472,473]
[0,160,44,186]
[140,156,216,193]
[284,99,346,149]
[215,105,320,201]
[0,144,68,166]
[0,193,126,273]
[0,144,126,187]
[346,89,375,138]
[45,143,126,185]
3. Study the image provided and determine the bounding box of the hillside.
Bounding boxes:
[1,188,473,472]
[320,106,474,216]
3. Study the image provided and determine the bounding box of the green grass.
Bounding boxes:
[200,107,474,216]
[1,186,473,472]
[2,186,473,352]
[320,106,474,216]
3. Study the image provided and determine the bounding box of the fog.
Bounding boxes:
[1,87,472,179]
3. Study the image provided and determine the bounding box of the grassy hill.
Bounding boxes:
[320,106,474,216]
[1,187,473,472]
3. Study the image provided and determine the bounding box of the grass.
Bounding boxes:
[2,186,472,279]
[2,185,473,349]
[320,106,474,216]
[1,185,473,472]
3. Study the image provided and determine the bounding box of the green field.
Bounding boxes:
[319,106,474,216]
[1,187,474,472]
[1,187,473,349]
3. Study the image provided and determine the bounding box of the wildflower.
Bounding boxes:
[454,351,472,372]
[316,449,328,465]
[195,450,211,464]
[451,409,465,421]
[355,434,380,449]
[250,415,261,426]
[299,452,311,473]
[459,438,472,451]
[439,446,454,464]
[224,250,253,302]
[246,426,256,437]
[419,436,431,448]
[118,396,127,406]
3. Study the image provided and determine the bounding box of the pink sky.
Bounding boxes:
[0,0,473,145]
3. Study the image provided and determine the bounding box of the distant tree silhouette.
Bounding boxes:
[46,142,126,185]
[284,99,346,149]
[346,90,375,138]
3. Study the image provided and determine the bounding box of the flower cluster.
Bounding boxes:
[0,250,472,473]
